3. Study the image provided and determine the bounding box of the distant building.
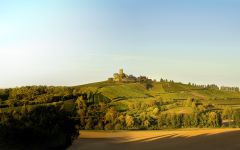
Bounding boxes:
[113,69,127,82]
[109,69,137,83]
[109,69,150,83]
[220,86,239,92]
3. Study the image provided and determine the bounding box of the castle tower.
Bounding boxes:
[119,69,124,75]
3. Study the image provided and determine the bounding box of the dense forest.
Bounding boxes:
[1,78,240,148]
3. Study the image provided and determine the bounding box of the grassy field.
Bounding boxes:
[69,129,240,150]
[74,81,240,115]
[79,81,240,102]
[99,83,149,100]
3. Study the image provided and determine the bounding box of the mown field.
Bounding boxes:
[69,129,240,150]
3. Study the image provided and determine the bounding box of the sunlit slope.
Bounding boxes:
[79,81,240,102]
[154,82,240,99]
[99,83,151,100]
[78,82,151,100]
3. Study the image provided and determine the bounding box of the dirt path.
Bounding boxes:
[69,129,240,150]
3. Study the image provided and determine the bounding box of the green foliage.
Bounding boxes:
[105,107,117,124]
[125,115,134,129]
[104,123,113,130]
[1,79,240,133]
[222,107,234,120]
[208,112,222,127]
[0,106,78,149]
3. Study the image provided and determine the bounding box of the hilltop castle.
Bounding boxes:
[113,69,128,82]
[108,69,138,83]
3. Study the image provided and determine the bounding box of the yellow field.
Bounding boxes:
[69,129,240,150]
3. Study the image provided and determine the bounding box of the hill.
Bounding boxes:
[77,81,240,111]
[1,71,240,130]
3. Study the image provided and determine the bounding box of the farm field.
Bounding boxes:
[69,129,240,150]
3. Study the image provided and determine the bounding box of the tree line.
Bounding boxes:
[75,96,240,130]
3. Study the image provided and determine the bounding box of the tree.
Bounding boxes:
[169,113,182,128]
[118,114,125,127]
[7,99,15,107]
[233,110,240,127]
[208,112,222,127]
[125,115,134,128]
[143,120,150,128]
[85,117,94,130]
[75,97,87,112]
[104,123,113,130]
[160,78,164,82]
[75,97,87,128]
[0,106,79,149]
[222,107,233,120]
[21,104,28,115]
[145,79,153,90]
[137,76,148,83]
[95,120,104,130]
[105,107,117,125]
[114,123,122,130]
[183,114,191,127]
[222,107,234,127]
[139,112,146,125]
[157,114,167,129]
[190,113,199,127]
[99,102,106,112]
[198,113,208,127]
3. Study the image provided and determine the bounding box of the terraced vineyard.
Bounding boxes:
[76,81,240,113]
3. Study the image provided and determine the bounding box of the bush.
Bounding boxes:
[114,123,122,130]
[104,123,113,130]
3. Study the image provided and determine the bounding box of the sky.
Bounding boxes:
[0,0,240,88]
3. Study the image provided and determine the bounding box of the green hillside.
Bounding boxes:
[1,78,240,130]
[77,81,240,109]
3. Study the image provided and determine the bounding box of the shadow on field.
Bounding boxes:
[69,130,240,150]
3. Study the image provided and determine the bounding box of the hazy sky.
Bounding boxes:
[1,0,240,88]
